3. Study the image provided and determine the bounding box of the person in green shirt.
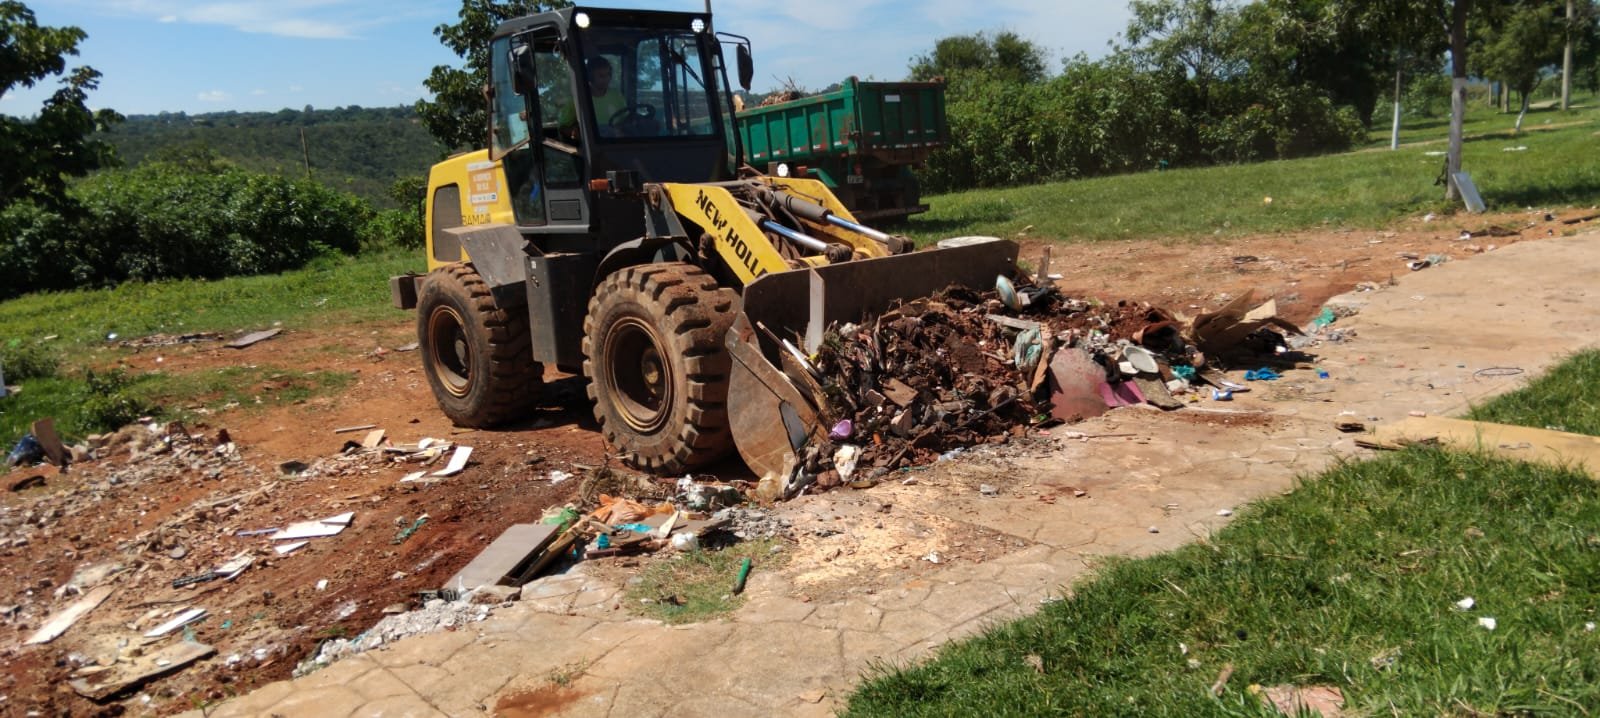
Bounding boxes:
[561,56,628,137]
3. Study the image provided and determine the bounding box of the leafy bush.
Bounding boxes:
[0,339,61,381]
[362,208,424,249]
[0,158,373,300]
[80,369,156,430]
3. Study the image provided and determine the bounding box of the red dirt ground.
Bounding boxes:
[0,206,1591,716]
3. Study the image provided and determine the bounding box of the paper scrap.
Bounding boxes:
[274,541,309,555]
[144,607,207,638]
[270,512,354,541]
[432,446,472,477]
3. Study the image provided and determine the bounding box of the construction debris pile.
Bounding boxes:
[778,279,1308,495]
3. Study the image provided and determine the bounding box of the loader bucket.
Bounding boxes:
[725,238,1021,480]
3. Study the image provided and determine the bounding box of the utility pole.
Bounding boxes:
[1562,0,1575,111]
[299,127,313,181]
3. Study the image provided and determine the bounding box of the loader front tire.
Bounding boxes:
[583,263,736,473]
[417,264,541,427]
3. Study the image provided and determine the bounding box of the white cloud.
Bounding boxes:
[93,0,367,39]
[288,84,304,93]
[197,89,232,102]
[251,88,268,95]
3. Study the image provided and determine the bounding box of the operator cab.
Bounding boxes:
[486,7,753,249]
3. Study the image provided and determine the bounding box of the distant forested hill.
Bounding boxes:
[101,105,448,208]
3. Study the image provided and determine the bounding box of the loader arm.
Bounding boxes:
[650,176,1020,481]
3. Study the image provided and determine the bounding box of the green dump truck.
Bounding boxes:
[737,77,947,222]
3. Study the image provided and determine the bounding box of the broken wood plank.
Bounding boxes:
[1359,416,1600,477]
[225,328,282,349]
[360,429,386,449]
[70,640,214,701]
[984,314,1043,332]
[31,418,67,467]
[25,585,115,645]
[334,424,378,434]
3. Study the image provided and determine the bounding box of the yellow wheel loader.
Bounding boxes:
[390,6,1018,480]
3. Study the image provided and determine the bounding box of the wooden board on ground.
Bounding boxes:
[24,585,115,645]
[69,640,214,700]
[1360,416,1600,477]
[445,523,559,591]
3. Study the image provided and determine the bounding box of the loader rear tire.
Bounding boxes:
[417,264,541,427]
[583,263,736,473]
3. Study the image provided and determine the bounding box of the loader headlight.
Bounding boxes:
[776,163,790,178]
[691,18,705,32]
[575,12,591,29]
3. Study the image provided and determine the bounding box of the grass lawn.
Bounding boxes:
[846,355,1600,716]
[0,247,420,445]
[904,94,1600,246]
[1468,349,1600,437]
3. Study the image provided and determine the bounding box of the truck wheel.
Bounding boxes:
[417,264,541,427]
[582,263,736,473]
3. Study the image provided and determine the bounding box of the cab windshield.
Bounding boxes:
[576,26,721,140]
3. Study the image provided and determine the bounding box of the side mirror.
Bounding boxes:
[510,45,537,96]
[736,44,753,92]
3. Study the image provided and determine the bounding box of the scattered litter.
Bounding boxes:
[360,429,386,449]
[922,551,943,564]
[144,607,207,638]
[270,512,354,541]
[394,342,420,352]
[431,446,473,477]
[315,579,329,591]
[1408,254,1449,271]
[274,541,309,555]
[226,328,282,349]
[1455,597,1475,611]
[979,484,999,497]
[1147,526,1160,533]
[1210,389,1233,402]
[1478,616,1497,631]
[70,640,215,700]
[670,532,699,551]
[731,557,753,594]
[547,469,574,484]
[1216,508,1233,517]
[392,514,428,544]
[399,470,427,483]
[1334,420,1366,433]
[1244,368,1281,381]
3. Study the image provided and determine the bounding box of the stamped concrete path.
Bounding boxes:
[189,233,1600,717]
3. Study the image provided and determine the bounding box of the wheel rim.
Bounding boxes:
[427,305,472,398]
[603,316,672,434]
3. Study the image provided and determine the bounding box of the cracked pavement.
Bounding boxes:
[188,233,1600,717]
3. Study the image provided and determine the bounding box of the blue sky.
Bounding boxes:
[2,1,1131,116]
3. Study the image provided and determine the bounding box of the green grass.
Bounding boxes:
[1467,349,1600,436]
[0,247,420,355]
[847,351,1600,716]
[0,365,355,446]
[905,97,1600,246]
[0,247,420,446]
[1365,93,1598,148]
[846,449,1600,716]
[625,538,784,624]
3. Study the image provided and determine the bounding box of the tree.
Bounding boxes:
[416,0,571,152]
[908,31,1049,84]
[0,1,120,210]
[1473,0,1565,132]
